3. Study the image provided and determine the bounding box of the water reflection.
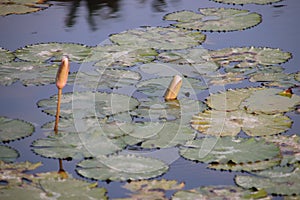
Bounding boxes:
[53,0,180,31]
[54,0,121,31]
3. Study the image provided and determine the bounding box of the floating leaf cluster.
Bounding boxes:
[164,8,262,32]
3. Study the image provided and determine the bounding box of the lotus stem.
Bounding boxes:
[54,56,69,134]
[164,75,182,100]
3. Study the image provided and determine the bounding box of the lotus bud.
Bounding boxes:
[56,56,70,89]
[164,75,182,100]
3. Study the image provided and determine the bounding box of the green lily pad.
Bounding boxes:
[208,157,280,172]
[211,0,282,5]
[109,27,206,50]
[240,88,300,114]
[210,47,292,68]
[172,185,270,199]
[0,0,50,16]
[0,48,14,64]
[87,44,157,67]
[136,77,207,99]
[205,72,244,85]
[0,173,107,200]
[191,109,291,136]
[235,165,300,196]
[264,134,300,165]
[205,88,261,111]
[74,68,141,91]
[115,179,184,200]
[0,145,19,162]
[37,92,139,119]
[0,116,34,142]
[180,137,280,164]
[249,70,299,88]
[32,131,126,159]
[76,154,169,181]
[0,61,71,86]
[164,8,261,32]
[15,42,91,63]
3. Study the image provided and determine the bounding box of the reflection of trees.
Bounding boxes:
[53,0,121,31]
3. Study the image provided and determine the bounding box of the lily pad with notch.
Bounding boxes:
[0,0,51,16]
[164,8,261,32]
[15,42,91,63]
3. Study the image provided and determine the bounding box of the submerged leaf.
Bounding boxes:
[76,154,169,181]
[235,165,300,195]
[0,145,19,162]
[172,185,270,199]
[115,179,184,200]
[180,137,280,164]
[0,116,34,142]
[109,27,206,50]
[15,42,91,63]
[37,92,140,119]
[164,8,261,32]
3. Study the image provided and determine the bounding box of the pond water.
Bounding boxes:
[0,0,300,199]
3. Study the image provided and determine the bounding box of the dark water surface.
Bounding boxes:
[0,0,300,198]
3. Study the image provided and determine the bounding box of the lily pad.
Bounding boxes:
[136,77,207,99]
[109,27,206,50]
[0,0,51,16]
[32,131,126,159]
[210,47,292,68]
[164,8,261,32]
[264,134,300,165]
[0,172,107,199]
[205,72,244,85]
[0,145,19,162]
[0,61,71,86]
[37,92,139,119]
[115,179,184,200]
[0,116,34,142]
[0,48,14,64]
[205,87,261,111]
[74,68,141,91]
[15,42,91,63]
[191,109,291,136]
[211,0,282,5]
[208,157,280,172]
[240,88,300,114]
[87,44,157,67]
[180,137,280,164]
[76,154,169,181]
[235,165,300,196]
[172,185,270,199]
